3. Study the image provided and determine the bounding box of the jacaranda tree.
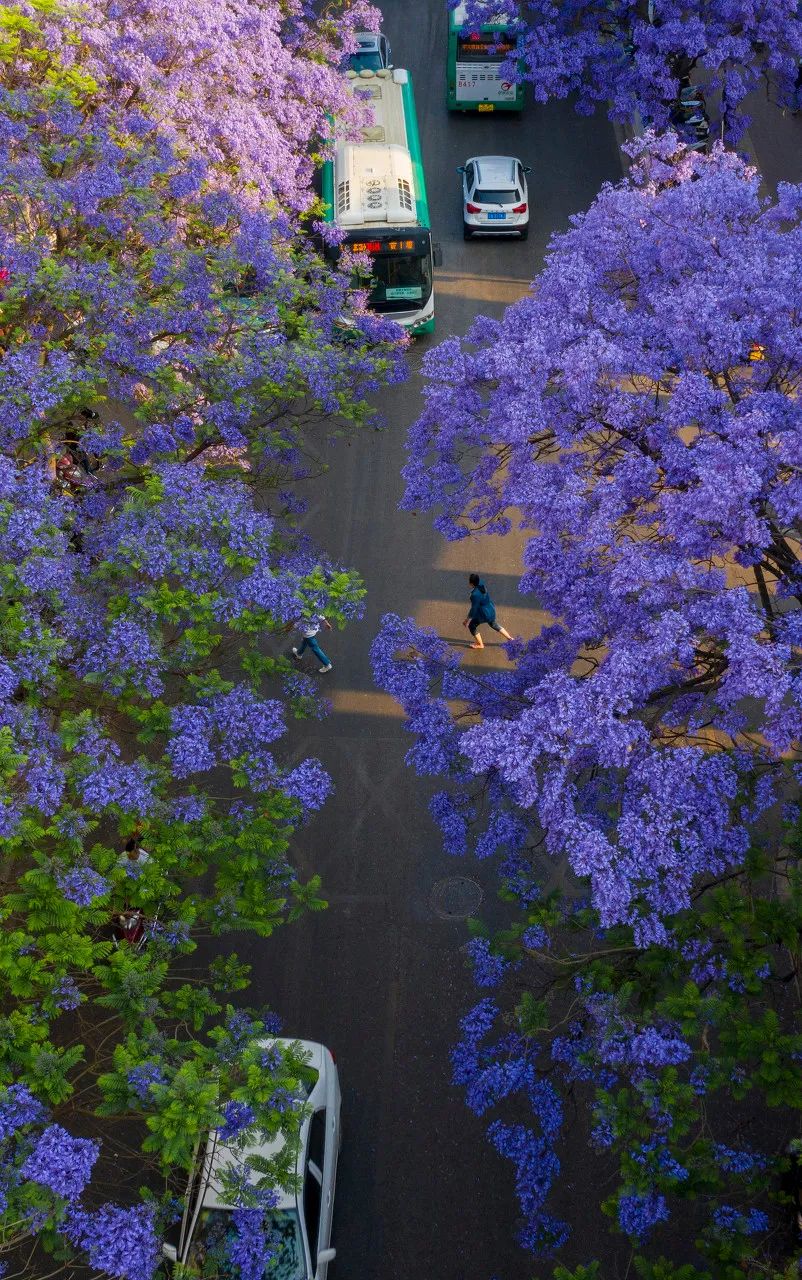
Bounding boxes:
[456,0,802,141]
[27,0,381,209]
[373,137,802,1271]
[0,3,402,1276]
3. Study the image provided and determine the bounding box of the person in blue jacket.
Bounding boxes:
[463,573,514,650]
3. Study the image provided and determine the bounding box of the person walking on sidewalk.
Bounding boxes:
[463,573,513,650]
[292,615,334,672]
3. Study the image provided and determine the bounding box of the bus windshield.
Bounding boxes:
[367,248,433,313]
[456,31,517,62]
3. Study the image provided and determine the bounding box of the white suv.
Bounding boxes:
[348,31,392,73]
[459,155,531,240]
[164,1039,341,1280]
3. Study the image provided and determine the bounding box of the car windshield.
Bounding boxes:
[186,1207,307,1279]
[475,188,518,205]
[265,1209,307,1280]
[350,50,382,71]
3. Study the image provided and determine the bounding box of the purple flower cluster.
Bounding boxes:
[229,1207,272,1280]
[712,1205,769,1236]
[261,1012,282,1036]
[617,1191,670,1241]
[0,1085,45,1141]
[21,1124,99,1202]
[55,865,109,907]
[127,1063,167,1102]
[713,1145,767,1175]
[375,142,802,950]
[65,1203,160,1280]
[487,1121,567,1253]
[457,0,802,143]
[52,977,82,1012]
[219,1101,256,1141]
[464,938,510,989]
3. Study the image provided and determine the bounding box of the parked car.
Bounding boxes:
[662,78,710,152]
[164,1039,341,1280]
[348,31,392,73]
[458,155,531,240]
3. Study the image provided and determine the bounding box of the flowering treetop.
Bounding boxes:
[0,7,401,1274]
[376,136,802,944]
[0,19,403,467]
[18,0,382,208]
[455,0,802,140]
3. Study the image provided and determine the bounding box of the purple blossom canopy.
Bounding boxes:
[31,0,382,210]
[455,0,802,141]
[376,138,802,940]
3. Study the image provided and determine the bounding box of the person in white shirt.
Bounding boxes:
[292,615,333,673]
[118,837,151,874]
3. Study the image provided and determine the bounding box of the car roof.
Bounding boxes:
[200,1038,328,1212]
[469,155,520,185]
[354,31,381,49]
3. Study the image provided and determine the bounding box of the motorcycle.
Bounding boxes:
[54,450,98,495]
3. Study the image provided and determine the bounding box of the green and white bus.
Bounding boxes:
[446,2,524,113]
[322,68,434,336]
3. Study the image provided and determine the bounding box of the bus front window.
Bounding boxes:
[456,32,517,62]
[368,251,433,312]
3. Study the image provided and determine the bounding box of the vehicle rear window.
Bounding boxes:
[475,188,519,204]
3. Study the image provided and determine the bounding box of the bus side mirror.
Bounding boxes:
[456,166,465,173]
[523,166,532,173]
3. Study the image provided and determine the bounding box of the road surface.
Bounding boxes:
[256,9,802,1279]
[255,3,621,1278]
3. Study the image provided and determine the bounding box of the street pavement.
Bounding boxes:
[254,8,802,1279]
[254,4,622,1278]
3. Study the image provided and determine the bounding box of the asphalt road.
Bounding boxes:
[253,4,623,1279]
[254,12,802,1280]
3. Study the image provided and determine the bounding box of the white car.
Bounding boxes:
[458,155,531,241]
[348,31,392,73]
[164,1039,341,1280]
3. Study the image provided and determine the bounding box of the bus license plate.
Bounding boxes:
[487,211,506,220]
[478,103,494,112]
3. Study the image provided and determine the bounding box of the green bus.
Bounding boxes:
[322,68,434,336]
[446,2,525,113]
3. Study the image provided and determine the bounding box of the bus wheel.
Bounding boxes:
[463,223,474,241]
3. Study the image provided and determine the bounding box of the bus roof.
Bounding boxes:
[333,143,416,226]
[334,69,419,227]
[342,67,409,150]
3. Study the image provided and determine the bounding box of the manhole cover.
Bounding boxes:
[430,876,483,920]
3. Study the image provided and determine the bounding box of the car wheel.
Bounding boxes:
[463,222,473,241]
[519,225,529,241]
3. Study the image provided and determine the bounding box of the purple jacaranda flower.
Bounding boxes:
[459,0,802,144]
[617,1191,670,1240]
[127,1063,166,1102]
[464,938,510,989]
[52,977,82,1012]
[228,1207,273,1280]
[0,1084,46,1141]
[55,865,109,906]
[21,1124,99,1202]
[219,1101,256,1141]
[65,1203,160,1280]
[713,1205,770,1235]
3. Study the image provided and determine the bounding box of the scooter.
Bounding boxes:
[54,451,98,495]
